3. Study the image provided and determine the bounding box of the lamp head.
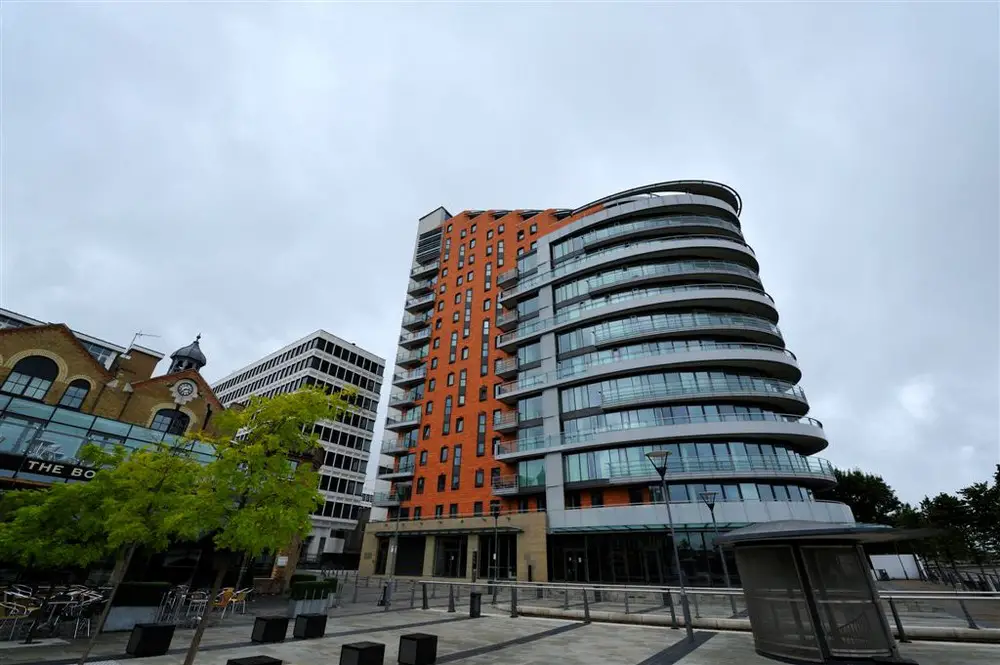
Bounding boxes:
[491,505,501,519]
[699,490,718,510]
[645,450,671,478]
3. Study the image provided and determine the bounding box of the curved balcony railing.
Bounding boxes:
[552,214,744,263]
[502,235,755,300]
[597,376,807,410]
[591,312,782,347]
[561,412,824,446]
[496,342,798,398]
[498,284,773,348]
[559,258,761,301]
[602,454,835,483]
[556,342,796,379]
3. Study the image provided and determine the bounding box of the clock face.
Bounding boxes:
[176,381,195,397]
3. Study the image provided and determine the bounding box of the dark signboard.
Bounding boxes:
[0,452,98,482]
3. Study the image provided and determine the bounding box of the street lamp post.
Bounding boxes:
[699,490,738,615]
[491,505,501,581]
[647,450,695,643]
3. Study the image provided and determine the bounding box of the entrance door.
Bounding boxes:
[565,549,586,582]
[642,547,664,584]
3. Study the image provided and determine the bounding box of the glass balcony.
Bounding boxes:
[568,259,760,302]
[401,311,432,331]
[491,474,546,496]
[411,260,440,279]
[381,437,418,456]
[388,388,423,408]
[601,455,835,484]
[592,313,781,347]
[494,434,556,458]
[404,293,435,312]
[385,411,422,431]
[497,267,519,286]
[496,374,547,402]
[492,411,520,432]
[372,488,411,507]
[561,412,824,447]
[396,348,428,368]
[392,367,427,387]
[553,215,744,262]
[496,308,520,331]
[407,278,435,296]
[399,328,431,348]
[494,357,518,379]
[378,462,416,480]
[597,376,807,410]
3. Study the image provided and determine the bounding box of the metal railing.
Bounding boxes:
[388,388,423,407]
[385,412,421,429]
[591,312,781,346]
[604,454,835,482]
[405,294,435,309]
[401,312,432,328]
[399,329,431,345]
[556,342,795,379]
[597,377,807,410]
[324,573,1000,641]
[381,438,418,455]
[552,215,744,262]
[410,260,439,277]
[392,367,427,384]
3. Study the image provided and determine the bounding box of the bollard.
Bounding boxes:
[624,590,630,614]
[582,589,591,624]
[510,586,518,618]
[666,591,678,629]
[335,578,344,608]
[432,584,437,599]
[887,598,909,642]
[536,585,543,600]
[492,583,498,606]
[365,576,370,587]
[382,582,392,612]
[692,591,701,619]
[421,583,429,610]
[352,577,359,604]
[448,584,456,613]
[469,591,482,618]
[410,581,416,609]
[564,588,570,610]
[593,588,602,603]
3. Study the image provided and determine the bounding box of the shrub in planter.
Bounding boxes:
[288,574,317,585]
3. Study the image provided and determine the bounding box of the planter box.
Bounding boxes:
[293,613,327,639]
[399,633,438,665]
[339,641,385,665]
[228,657,282,665]
[251,616,289,643]
[104,606,160,632]
[125,623,175,657]
[286,598,328,617]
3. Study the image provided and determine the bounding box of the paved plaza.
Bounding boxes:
[0,604,997,665]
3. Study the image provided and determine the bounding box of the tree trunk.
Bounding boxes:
[76,543,137,665]
[234,552,250,591]
[22,584,58,645]
[182,560,229,665]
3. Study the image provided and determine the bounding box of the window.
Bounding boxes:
[413,507,422,519]
[452,445,462,490]
[443,396,453,434]
[437,301,444,311]
[456,276,463,286]
[435,505,443,518]
[566,492,581,508]
[469,254,475,265]
[429,378,436,391]
[536,495,546,512]
[1,356,58,400]
[449,332,458,363]
[479,386,488,401]
[590,491,604,507]
[435,319,442,329]
[431,358,439,368]
[517,230,525,240]
[480,318,490,376]
[497,240,505,267]
[475,469,484,487]
[483,299,491,311]
[437,475,446,492]
[442,268,449,276]
[518,498,530,513]
[489,499,501,515]
[420,450,428,465]
[470,239,476,248]
[530,223,537,234]
[447,372,455,386]
[467,270,474,281]
[486,244,493,256]
[461,347,469,360]
[417,478,425,494]
[460,229,466,238]
[433,338,440,349]
[456,417,464,433]
[477,412,487,455]
[628,487,644,504]
[458,369,467,405]
[440,446,449,462]
[454,293,461,304]
[423,425,431,440]
[425,401,434,414]
[474,501,483,516]
[498,224,505,233]
[490,467,501,489]
[151,408,190,435]
[471,223,477,233]
[517,247,525,257]
[447,223,453,232]
[439,284,446,293]
[449,504,458,517]
[487,229,494,240]
[58,379,91,409]
[452,311,460,322]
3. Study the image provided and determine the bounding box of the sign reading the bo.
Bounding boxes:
[23,459,98,480]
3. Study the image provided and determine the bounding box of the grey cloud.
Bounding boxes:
[3,2,997,500]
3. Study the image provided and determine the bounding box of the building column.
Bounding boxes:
[422,535,436,577]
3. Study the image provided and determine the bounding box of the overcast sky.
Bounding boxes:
[3,2,997,504]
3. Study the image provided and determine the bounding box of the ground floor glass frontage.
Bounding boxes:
[547,530,741,587]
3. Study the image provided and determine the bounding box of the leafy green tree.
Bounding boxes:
[958,465,1000,566]
[817,468,903,524]
[179,387,353,665]
[920,492,974,576]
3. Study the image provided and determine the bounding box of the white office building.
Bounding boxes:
[212,330,388,560]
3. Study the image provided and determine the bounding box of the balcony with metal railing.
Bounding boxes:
[389,388,423,408]
[381,437,418,456]
[590,455,836,486]
[377,462,416,481]
[401,311,432,331]
[396,348,428,368]
[411,260,440,279]
[497,267,519,287]
[399,328,431,349]
[393,367,427,387]
[491,475,547,496]
[496,308,520,331]
[407,278,435,296]
[597,376,808,413]
[372,487,412,507]
[385,410,422,431]
[494,357,518,379]
[496,374,547,402]
[492,411,520,433]
[404,293,435,312]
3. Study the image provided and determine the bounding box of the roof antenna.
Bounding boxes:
[122,330,161,360]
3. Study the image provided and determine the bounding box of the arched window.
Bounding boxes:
[58,379,91,409]
[1,356,59,400]
[151,408,190,435]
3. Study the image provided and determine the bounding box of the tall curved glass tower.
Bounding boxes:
[368,180,854,584]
